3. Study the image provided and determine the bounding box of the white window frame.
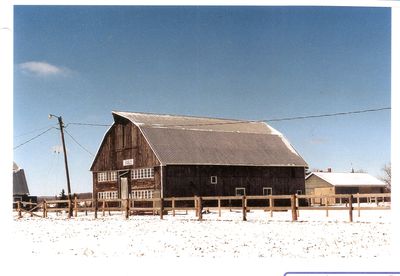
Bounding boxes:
[235,187,246,196]
[97,191,118,200]
[129,190,154,199]
[98,171,118,183]
[210,176,217,184]
[98,172,107,182]
[131,168,154,180]
[263,187,273,196]
[110,171,118,181]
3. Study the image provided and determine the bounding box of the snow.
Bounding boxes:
[12,208,391,258]
[309,172,386,186]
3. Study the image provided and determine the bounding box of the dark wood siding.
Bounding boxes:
[91,119,160,197]
[164,165,305,197]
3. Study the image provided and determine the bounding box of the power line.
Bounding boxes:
[266,107,391,122]
[67,122,111,127]
[13,127,55,150]
[64,128,94,156]
[147,106,392,127]
[14,123,58,138]
[62,106,391,129]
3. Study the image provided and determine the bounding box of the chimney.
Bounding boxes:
[327,168,332,173]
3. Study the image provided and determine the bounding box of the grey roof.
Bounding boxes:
[13,162,29,195]
[111,111,308,167]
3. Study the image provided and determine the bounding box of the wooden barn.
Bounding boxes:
[90,111,308,202]
[305,172,386,198]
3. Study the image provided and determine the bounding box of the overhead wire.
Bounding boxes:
[63,107,391,128]
[14,123,59,138]
[64,128,94,156]
[13,127,55,150]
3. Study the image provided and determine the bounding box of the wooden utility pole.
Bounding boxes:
[49,114,72,216]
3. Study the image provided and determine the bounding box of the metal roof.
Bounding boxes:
[13,162,30,195]
[111,111,308,167]
[306,172,386,187]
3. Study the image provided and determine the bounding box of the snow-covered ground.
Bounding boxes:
[12,207,391,258]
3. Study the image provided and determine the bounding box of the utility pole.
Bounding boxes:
[49,114,72,215]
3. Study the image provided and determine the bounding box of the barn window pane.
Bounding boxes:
[235,188,246,196]
[263,187,272,196]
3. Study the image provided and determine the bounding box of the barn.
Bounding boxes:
[90,111,308,202]
[13,162,30,202]
[305,172,386,197]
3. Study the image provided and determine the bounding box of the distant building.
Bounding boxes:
[13,162,30,202]
[305,172,386,197]
[90,111,308,201]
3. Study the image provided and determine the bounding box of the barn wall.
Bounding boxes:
[164,165,305,197]
[305,175,332,195]
[335,186,384,194]
[91,119,160,197]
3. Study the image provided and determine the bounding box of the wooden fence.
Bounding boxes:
[13,193,391,222]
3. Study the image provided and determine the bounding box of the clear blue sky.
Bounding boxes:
[13,6,391,196]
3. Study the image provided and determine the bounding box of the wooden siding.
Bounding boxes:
[91,118,160,197]
[305,174,332,195]
[164,165,305,197]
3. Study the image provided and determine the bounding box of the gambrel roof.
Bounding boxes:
[306,172,386,187]
[105,111,308,167]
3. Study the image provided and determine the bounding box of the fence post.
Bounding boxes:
[194,196,198,217]
[270,196,274,218]
[94,197,98,219]
[242,196,247,221]
[172,197,175,217]
[326,197,329,217]
[160,198,164,220]
[218,197,221,217]
[291,194,298,221]
[43,200,47,218]
[349,194,354,222]
[296,196,299,217]
[198,197,203,221]
[74,196,78,217]
[67,200,71,219]
[357,193,360,217]
[125,199,129,219]
[17,201,22,218]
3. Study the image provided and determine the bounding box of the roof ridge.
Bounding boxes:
[112,110,259,123]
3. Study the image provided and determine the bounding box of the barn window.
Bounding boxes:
[131,168,154,180]
[98,171,118,182]
[129,190,154,199]
[98,172,107,182]
[263,187,272,196]
[235,187,246,196]
[110,171,118,181]
[98,191,118,200]
[210,176,217,184]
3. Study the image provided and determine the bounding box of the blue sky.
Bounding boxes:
[13,6,391,196]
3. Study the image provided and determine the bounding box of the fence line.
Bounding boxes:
[13,193,391,222]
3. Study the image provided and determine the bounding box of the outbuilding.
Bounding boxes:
[90,111,308,201]
[305,172,386,201]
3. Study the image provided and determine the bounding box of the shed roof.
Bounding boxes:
[13,162,30,195]
[306,172,386,187]
[110,111,308,167]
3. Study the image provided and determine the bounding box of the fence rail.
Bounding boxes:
[13,193,391,222]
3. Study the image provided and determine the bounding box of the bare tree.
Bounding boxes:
[380,163,391,192]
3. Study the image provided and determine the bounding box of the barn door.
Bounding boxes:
[120,177,129,200]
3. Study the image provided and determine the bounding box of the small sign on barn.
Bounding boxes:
[123,159,134,166]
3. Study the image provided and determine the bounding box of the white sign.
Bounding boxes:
[123,159,134,166]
